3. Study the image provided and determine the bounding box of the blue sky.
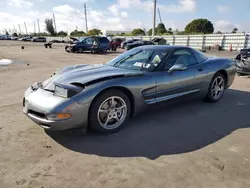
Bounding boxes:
[0,0,249,34]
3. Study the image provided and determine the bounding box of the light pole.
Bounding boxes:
[152,0,157,36]
[84,3,88,33]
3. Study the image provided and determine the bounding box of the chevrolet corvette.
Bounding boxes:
[23,45,236,133]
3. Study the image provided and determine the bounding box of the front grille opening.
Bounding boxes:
[28,110,46,119]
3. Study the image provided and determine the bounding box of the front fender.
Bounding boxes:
[71,76,155,116]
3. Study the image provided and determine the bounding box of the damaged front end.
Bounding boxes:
[235,49,250,75]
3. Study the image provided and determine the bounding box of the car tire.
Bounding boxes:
[206,72,226,102]
[77,47,83,53]
[89,89,131,133]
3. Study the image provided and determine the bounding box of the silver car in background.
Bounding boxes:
[23,45,236,133]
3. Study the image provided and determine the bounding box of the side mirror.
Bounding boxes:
[168,63,187,73]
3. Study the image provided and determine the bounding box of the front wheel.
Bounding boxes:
[89,89,131,133]
[206,72,226,102]
[77,47,84,53]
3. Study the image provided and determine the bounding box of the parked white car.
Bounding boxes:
[0,35,11,40]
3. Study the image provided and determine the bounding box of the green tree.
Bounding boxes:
[176,30,186,35]
[185,18,214,34]
[232,28,238,33]
[131,28,145,36]
[87,29,102,36]
[12,32,18,37]
[216,31,222,34]
[57,31,67,36]
[147,28,153,35]
[167,28,173,34]
[157,23,167,35]
[45,18,56,36]
[5,31,9,35]
[120,32,126,36]
[148,28,159,35]
[70,30,86,37]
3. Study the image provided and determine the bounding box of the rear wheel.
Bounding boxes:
[89,89,131,133]
[206,72,226,102]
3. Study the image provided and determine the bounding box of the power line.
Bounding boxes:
[157,8,162,23]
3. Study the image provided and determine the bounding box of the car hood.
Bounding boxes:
[42,64,143,90]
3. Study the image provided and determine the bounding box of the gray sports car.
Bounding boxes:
[23,45,236,133]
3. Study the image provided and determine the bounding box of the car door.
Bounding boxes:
[155,48,204,103]
[81,37,93,50]
[99,37,110,50]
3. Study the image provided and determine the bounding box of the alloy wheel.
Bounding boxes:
[97,96,127,130]
[211,76,225,100]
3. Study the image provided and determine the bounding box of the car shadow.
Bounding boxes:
[46,89,250,159]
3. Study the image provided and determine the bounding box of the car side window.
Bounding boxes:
[86,38,93,45]
[165,49,197,70]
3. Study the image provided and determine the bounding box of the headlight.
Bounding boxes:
[54,86,68,98]
[53,84,84,98]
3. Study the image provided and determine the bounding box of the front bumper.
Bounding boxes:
[236,63,250,75]
[65,45,74,52]
[23,87,90,131]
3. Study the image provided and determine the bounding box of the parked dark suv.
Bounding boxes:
[65,36,111,53]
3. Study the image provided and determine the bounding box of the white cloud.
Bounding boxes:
[108,4,120,17]
[214,20,241,32]
[7,0,33,8]
[120,12,128,18]
[108,4,128,18]
[217,5,231,13]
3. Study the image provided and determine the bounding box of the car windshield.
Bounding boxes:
[105,48,171,71]
[78,37,86,42]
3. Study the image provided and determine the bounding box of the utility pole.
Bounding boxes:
[84,3,88,33]
[24,22,28,35]
[18,24,22,35]
[37,19,41,35]
[34,22,36,36]
[152,0,157,36]
[53,13,57,33]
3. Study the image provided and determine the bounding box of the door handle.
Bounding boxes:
[197,68,203,72]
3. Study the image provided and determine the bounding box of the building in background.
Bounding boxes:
[102,30,131,36]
